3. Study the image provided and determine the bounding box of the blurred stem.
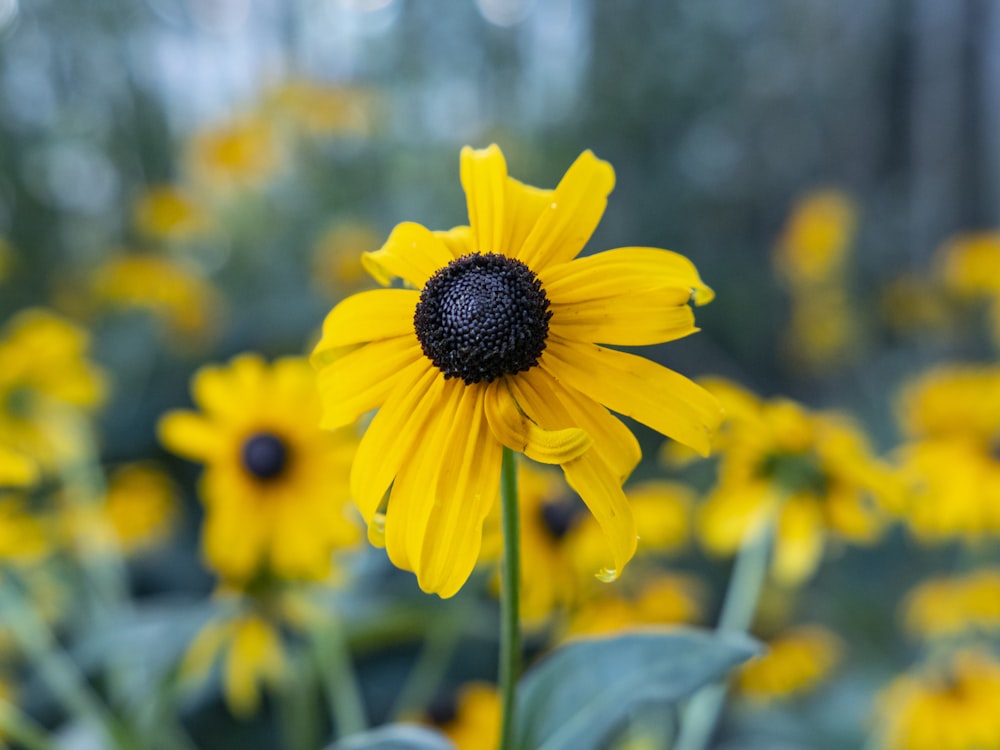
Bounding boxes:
[313,614,368,739]
[0,574,133,750]
[0,699,57,750]
[278,650,321,750]
[498,447,521,750]
[674,511,776,750]
[389,602,468,721]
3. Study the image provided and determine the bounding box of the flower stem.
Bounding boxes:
[498,447,521,750]
[674,512,775,750]
[314,614,368,738]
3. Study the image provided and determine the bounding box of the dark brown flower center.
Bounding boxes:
[413,253,551,385]
[241,432,289,480]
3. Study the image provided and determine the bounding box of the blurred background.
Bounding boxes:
[1,1,999,749]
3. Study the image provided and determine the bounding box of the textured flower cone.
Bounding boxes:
[312,144,723,597]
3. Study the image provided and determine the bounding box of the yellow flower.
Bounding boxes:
[697,378,898,585]
[312,145,721,597]
[0,309,106,464]
[774,189,857,286]
[312,222,381,295]
[874,650,1000,750]
[89,253,222,340]
[781,286,862,371]
[0,444,37,488]
[735,625,842,702]
[181,606,287,718]
[159,354,361,584]
[0,498,49,563]
[939,231,1000,298]
[565,572,704,637]
[895,365,1000,543]
[423,682,500,750]
[879,273,954,337]
[187,117,284,191]
[263,80,375,137]
[133,185,211,242]
[903,569,1000,641]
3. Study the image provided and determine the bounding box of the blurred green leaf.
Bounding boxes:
[514,626,760,750]
[327,724,456,750]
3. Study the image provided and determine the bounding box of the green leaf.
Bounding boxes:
[327,724,457,750]
[514,626,760,750]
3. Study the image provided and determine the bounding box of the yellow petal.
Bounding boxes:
[483,379,592,464]
[361,221,455,287]
[313,336,422,430]
[772,498,825,585]
[435,225,475,258]
[460,144,508,255]
[517,151,615,272]
[191,355,264,419]
[549,292,698,346]
[179,620,228,686]
[419,385,502,597]
[503,178,554,255]
[225,616,284,717]
[0,445,38,488]
[350,359,443,523]
[542,246,714,306]
[158,411,225,460]
[314,288,419,352]
[561,451,637,581]
[508,366,641,482]
[384,377,465,575]
[542,336,724,456]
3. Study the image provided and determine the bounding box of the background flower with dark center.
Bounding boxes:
[159,353,362,584]
[311,144,721,597]
[696,377,899,585]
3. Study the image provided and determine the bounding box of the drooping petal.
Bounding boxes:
[460,145,508,255]
[158,412,226,461]
[561,451,637,580]
[361,222,454,287]
[542,336,723,456]
[384,376,465,575]
[516,151,615,272]
[542,247,714,306]
[508,366,641,482]
[549,292,698,346]
[313,289,419,352]
[350,360,443,523]
[418,384,502,597]
[314,336,422,429]
[483,379,592,464]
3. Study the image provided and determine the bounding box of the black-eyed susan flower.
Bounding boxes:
[734,625,842,703]
[874,650,1000,750]
[311,144,722,597]
[902,569,1000,642]
[774,189,857,287]
[88,253,222,343]
[133,185,211,243]
[187,116,285,192]
[895,365,1000,543]
[159,354,362,584]
[938,232,1000,346]
[696,378,899,585]
[423,682,500,750]
[0,309,106,465]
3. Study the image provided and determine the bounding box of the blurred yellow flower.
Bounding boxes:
[187,117,285,191]
[879,274,955,336]
[181,607,286,718]
[697,378,899,585]
[312,222,381,295]
[0,498,49,563]
[133,185,211,242]
[874,650,1000,750]
[159,354,361,584]
[774,189,857,286]
[0,309,106,464]
[565,572,704,637]
[423,682,500,750]
[0,444,37,488]
[939,231,1000,298]
[896,365,1000,543]
[903,569,1000,641]
[781,286,862,371]
[312,143,721,597]
[735,625,842,702]
[263,80,375,137]
[89,253,222,340]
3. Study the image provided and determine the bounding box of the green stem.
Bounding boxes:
[314,615,368,738]
[0,699,57,750]
[498,447,521,750]
[674,513,775,750]
[389,604,465,721]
